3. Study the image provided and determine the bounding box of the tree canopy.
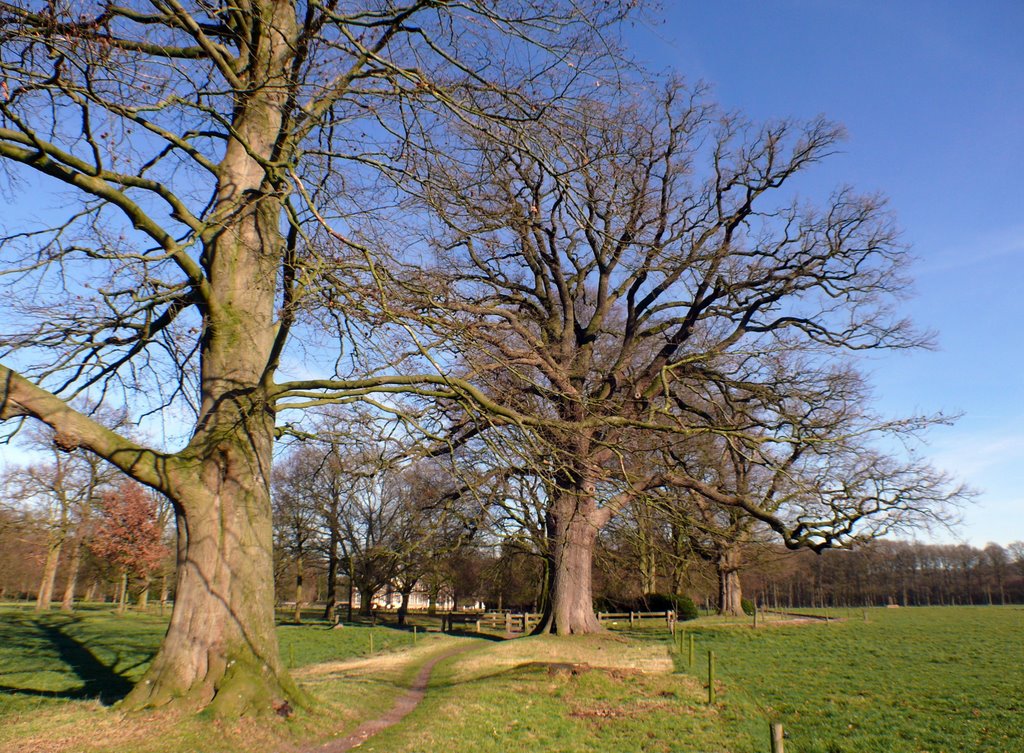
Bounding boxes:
[0,0,965,711]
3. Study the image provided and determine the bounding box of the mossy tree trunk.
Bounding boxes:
[35,535,64,611]
[122,448,300,714]
[717,548,744,616]
[124,12,299,707]
[60,536,84,612]
[534,479,609,635]
[116,570,129,614]
[137,579,150,611]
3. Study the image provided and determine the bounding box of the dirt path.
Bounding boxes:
[306,642,478,753]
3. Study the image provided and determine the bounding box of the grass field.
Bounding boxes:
[0,604,460,753]
[671,606,1024,753]
[0,605,1020,752]
[352,607,1024,753]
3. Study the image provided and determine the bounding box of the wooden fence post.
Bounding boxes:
[475,619,481,633]
[629,611,635,627]
[770,722,785,753]
[688,633,695,667]
[505,612,512,633]
[707,651,716,704]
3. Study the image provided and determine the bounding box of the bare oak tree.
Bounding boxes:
[398,80,957,633]
[0,0,635,711]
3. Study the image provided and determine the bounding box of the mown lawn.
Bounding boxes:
[349,607,1024,753]
[668,606,1024,753]
[0,604,456,753]
[359,631,756,753]
[0,605,1020,753]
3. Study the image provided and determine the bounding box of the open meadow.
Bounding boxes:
[0,605,1020,753]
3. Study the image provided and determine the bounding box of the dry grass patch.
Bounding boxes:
[0,704,302,753]
[446,632,673,683]
[295,633,454,679]
[358,633,736,753]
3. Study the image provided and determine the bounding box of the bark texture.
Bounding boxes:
[35,537,63,611]
[122,454,301,714]
[717,549,745,617]
[534,486,607,635]
[60,537,84,611]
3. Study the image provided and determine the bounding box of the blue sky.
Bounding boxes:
[1,2,1019,548]
[630,1,1023,546]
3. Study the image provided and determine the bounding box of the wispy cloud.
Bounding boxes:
[929,430,1024,480]
[914,223,1024,276]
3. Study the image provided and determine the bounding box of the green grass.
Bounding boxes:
[669,606,1024,753]
[361,632,748,753]
[346,607,1024,753]
[0,606,422,715]
[0,606,166,713]
[1,605,1020,753]
[0,604,453,753]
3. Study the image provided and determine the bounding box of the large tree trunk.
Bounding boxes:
[534,485,606,635]
[121,457,301,714]
[60,536,84,611]
[717,548,744,616]
[635,506,658,595]
[397,588,412,626]
[35,536,63,611]
[358,580,377,617]
[293,553,304,623]
[121,163,296,712]
[119,10,302,710]
[323,532,339,622]
[116,570,128,614]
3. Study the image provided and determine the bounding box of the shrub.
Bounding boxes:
[741,598,756,616]
[640,593,674,612]
[593,593,699,620]
[674,595,700,621]
[641,593,701,621]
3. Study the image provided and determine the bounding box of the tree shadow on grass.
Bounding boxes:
[0,620,135,705]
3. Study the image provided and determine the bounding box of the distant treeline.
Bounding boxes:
[742,540,1023,609]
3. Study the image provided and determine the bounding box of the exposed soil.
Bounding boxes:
[301,642,478,753]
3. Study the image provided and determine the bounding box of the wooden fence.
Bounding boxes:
[440,609,679,634]
[596,610,676,627]
[443,611,543,633]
